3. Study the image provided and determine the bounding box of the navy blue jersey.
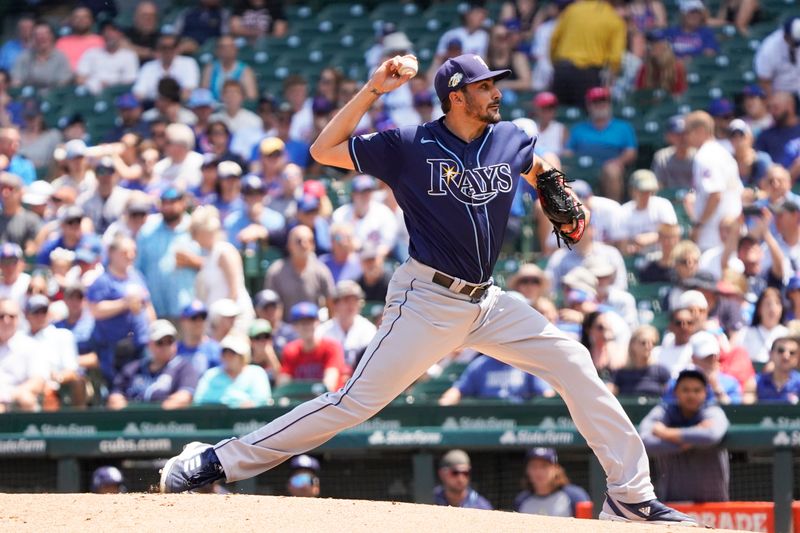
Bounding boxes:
[349,118,535,283]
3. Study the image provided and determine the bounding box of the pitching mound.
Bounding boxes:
[0,494,739,532]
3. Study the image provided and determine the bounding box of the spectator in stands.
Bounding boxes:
[223,174,284,249]
[667,330,742,404]
[135,187,198,319]
[657,307,697,376]
[208,298,240,343]
[54,281,95,361]
[564,87,637,201]
[317,281,377,369]
[770,200,800,269]
[264,225,334,312]
[193,333,270,407]
[0,173,41,253]
[581,311,628,383]
[508,263,550,304]
[0,16,34,73]
[205,123,248,172]
[357,243,392,304]
[210,80,261,135]
[151,124,204,191]
[88,235,153,385]
[709,98,736,147]
[584,258,638,329]
[784,276,800,321]
[142,77,198,127]
[25,294,85,409]
[514,447,590,517]
[436,4,490,59]
[635,29,688,95]
[756,92,800,163]
[332,175,398,257]
[638,223,682,283]
[729,119,772,187]
[652,115,695,190]
[101,192,151,251]
[201,36,257,102]
[683,111,743,251]
[0,298,45,412]
[619,169,678,255]
[530,92,567,156]
[754,18,800,98]
[757,336,800,403]
[664,0,719,58]
[186,89,217,153]
[36,206,100,267]
[17,99,61,170]
[740,85,773,137]
[11,21,72,90]
[51,140,96,194]
[319,223,362,284]
[434,449,492,510]
[0,244,29,311]
[697,217,743,281]
[76,20,139,96]
[439,354,554,405]
[549,0,626,107]
[230,0,288,43]
[283,75,313,144]
[253,289,297,356]
[175,0,231,54]
[735,218,786,303]
[248,319,281,382]
[0,126,36,185]
[640,368,730,502]
[285,454,321,497]
[176,300,220,373]
[290,194,333,257]
[737,287,789,363]
[132,33,200,102]
[210,160,244,220]
[91,466,126,494]
[230,95,278,162]
[56,5,104,71]
[486,24,531,96]
[104,95,149,143]
[108,319,199,410]
[21,180,53,221]
[611,325,671,397]
[77,157,129,235]
[546,224,628,294]
[123,1,159,64]
[190,205,255,327]
[278,302,346,392]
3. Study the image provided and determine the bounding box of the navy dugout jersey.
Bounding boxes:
[349,117,535,283]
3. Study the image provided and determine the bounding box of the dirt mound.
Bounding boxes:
[0,494,740,532]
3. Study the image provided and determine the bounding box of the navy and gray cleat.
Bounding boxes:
[159,441,225,494]
[599,493,699,526]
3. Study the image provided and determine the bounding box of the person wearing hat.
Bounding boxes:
[652,115,695,191]
[662,0,719,58]
[640,368,731,503]
[176,300,221,374]
[100,191,152,252]
[104,93,149,142]
[151,122,204,191]
[74,18,138,95]
[739,84,772,137]
[754,18,800,99]
[707,98,735,146]
[210,79,261,135]
[50,139,96,195]
[0,243,30,311]
[356,242,393,303]
[277,301,347,393]
[728,119,772,187]
[663,331,742,404]
[785,276,800,321]
[132,32,200,102]
[564,86,637,201]
[530,92,566,156]
[248,319,281,381]
[317,281,377,369]
[208,298,241,343]
[223,174,285,249]
[683,111,742,251]
[194,333,271,408]
[332,174,398,259]
[0,171,42,253]
[548,0,626,107]
[619,169,678,255]
[514,447,590,517]
[433,449,492,510]
[135,185,198,319]
[22,178,54,221]
[583,256,638,330]
[611,325,671,399]
[108,319,199,410]
[54,281,96,359]
[290,193,333,256]
[77,156,130,234]
[87,235,154,385]
[36,205,100,267]
[286,454,321,498]
[756,336,800,403]
[91,466,126,494]
[508,263,550,304]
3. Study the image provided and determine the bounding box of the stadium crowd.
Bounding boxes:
[0,1,799,493]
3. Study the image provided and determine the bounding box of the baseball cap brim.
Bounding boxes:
[467,69,512,87]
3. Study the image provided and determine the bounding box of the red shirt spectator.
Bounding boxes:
[56,6,104,70]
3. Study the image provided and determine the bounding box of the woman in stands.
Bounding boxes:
[736,287,789,363]
[485,24,531,95]
[581,311,628,384]
[635,30,687,96]
[665,240,701,310]
[200,36,257,101]
[610,325,671,397]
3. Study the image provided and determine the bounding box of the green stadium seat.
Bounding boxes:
[370,3,422,23]
[272,380,327,402]
[317,3,368,25]
[410,378,454,402]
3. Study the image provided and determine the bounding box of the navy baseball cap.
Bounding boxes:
[289,301,319,322]
[254,289,280,308]
[667,115,686,134]
[526,447,558,464]
[241,174,266,194]
[116,93,140,110]
[742,84,766,98]
[434,54,511,104]
[708,98,733,117]
[297,194,320,212]
[91,466,125,492]
[0,243,22,260]
[289,454,320,472]
[181,300,208,319]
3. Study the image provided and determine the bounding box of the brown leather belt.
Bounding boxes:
[432,271,491,299]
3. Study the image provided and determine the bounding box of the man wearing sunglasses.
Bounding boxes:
[176,300,221,374]
[756,337,800,403]
[433,449,492,510]
[36,205,100,267]
[107,319,199,410]
[0,171,42,252]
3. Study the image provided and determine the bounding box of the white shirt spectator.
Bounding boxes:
[0,332,48,404]
[76,46,139,95]
[0,273,31,312]
[436,27,489,57]
[656,340,693,377]
[289,98,314,142]
[754,29,800,96]
[738,324,789,363]
[619,196,678,241]
[317,315,377,367]
[545,194,623,249]
[698,245,745,280]
[536,120,567,155]
[29,324,78,387]
[531,19,557,90]
[77,185,131,233]
[132,56,200,101]
[210,108,262,135]
[605,288,639,330]
[152,151,205,190]
[332,201,399,253]
[692,139,743,250]
[546,242,628,293]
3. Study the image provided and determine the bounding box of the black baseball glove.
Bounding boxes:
[536,168,588,248]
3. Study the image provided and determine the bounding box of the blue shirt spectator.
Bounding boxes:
[433,449,493,510]
[440,355,553,404]
[54,284,96,355]
[663,26,719,58]
[566,106,637,165]
[0,17,32,71]
[173,1,230,47]
[193,334,270,407]
[756,337,800,403]
[223,174,286,247]
[176,299,221,374]
[663,372,742,405]
[755,94,800,162]
[5,154,36,186]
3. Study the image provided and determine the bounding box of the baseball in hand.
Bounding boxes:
[397,56,418,78]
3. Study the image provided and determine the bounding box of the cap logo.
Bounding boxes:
[473,55,488,69]
[448,72,463,88]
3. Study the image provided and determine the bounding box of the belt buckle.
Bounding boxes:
[468,285,481,298]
